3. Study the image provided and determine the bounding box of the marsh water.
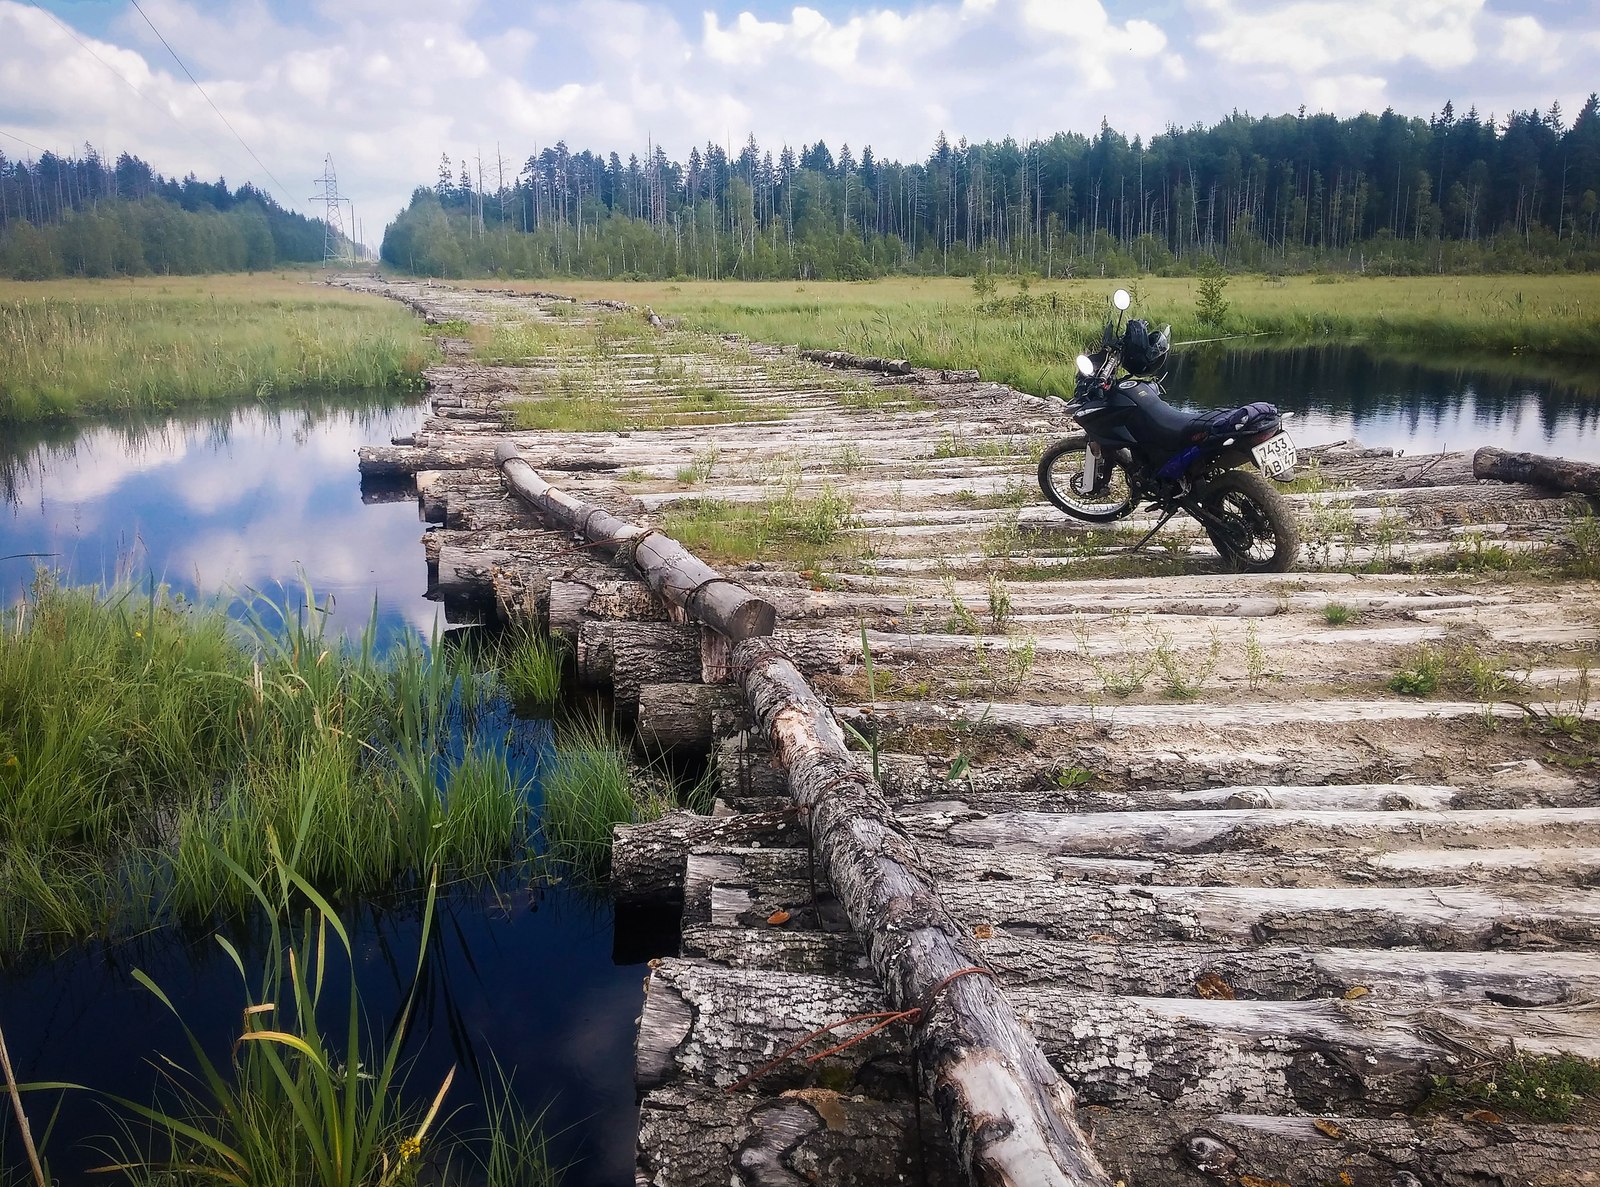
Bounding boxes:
[1,345,1597,1185]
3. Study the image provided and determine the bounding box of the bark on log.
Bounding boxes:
[577,622,704,712]
[611,809,800,904]
[639,959,1600,1116]
[732,638,1114,1187]
[915,805,1600,857]
[639,1080,1600,1187]
[798,349,914,375]
[359,442,499,476]
[636,682,743,747]
[686,850,1600,949]
[497,441,776,640]
[680,923,1600,1007]
[547,578,665,638]
[1474,446,1600,496]
[637,1083,960,1187]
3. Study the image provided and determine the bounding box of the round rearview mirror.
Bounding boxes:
[1113,289,1131,311]
[1075,354,1095,377]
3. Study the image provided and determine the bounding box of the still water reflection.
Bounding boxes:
[1168,343,1600,457]
[1,396,441,644]
[0,395,650,1186]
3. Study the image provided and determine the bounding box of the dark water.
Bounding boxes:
[1168,343,1600,458]
[0,396,653,1186]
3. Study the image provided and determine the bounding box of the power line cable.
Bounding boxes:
[126,0,290,198]
[25,0,249,175]
[0,127,51,154]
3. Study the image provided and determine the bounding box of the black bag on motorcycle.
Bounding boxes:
[1194,401,1282,441]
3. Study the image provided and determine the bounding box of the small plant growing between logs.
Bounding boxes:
[1323,602,1357,625]
[1389,644,1445,696]
[538,717,668,881]
[1155,628,1222,700]
[1564,514,1600,578]
[1243,621,1276,691]
[840,626,883,783]
[1426,1052,1600,1122]
[987,574,1013,631]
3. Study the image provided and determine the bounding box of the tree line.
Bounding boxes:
[383,96,1600,280]
[0,146,333,278]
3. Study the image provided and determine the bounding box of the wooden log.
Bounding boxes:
[1475,445,1600,496]
[917,805,1600,857]
[638,959,1600,1117]
[732,639,1114,1187]
[636,683,742,748]
[611,810,800,904]
[577,622,704,712]
[686,850,1600,949]
[496,441,776,640]
[637,1083,959,1187]
[681,923,1600,1007]
[359,442,498,476]
[547,577,664,638]
[798,348,913,375]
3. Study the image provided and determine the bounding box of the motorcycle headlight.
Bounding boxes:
[1075,354,1095,377]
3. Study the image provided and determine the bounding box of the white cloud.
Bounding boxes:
[0,0,1593,244]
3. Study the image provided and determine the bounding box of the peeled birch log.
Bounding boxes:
[680,923,1600,1007]
[610,809,800,903]
[636,683,742,747]
[732,638,1113,1187]
[497,441,775,640]
[1474,445,1600,496]
[640,959,1600,1116]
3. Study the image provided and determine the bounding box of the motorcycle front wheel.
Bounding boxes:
[1037,435,1136,522]
[1192,468,1299,573]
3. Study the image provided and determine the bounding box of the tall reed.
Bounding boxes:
[0,576,532,957]
[537,717,669,882]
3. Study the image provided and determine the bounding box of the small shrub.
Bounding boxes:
[1323,602,1356,625]
[1194,260,1230,327]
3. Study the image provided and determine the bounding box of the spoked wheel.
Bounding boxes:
[1037,435,1136,522]
[1191,469,1299,573]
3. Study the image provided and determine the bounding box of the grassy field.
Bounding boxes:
[0,273,435,422]
[530,274,1600,401]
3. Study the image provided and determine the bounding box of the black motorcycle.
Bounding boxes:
[1037,289,1300,572]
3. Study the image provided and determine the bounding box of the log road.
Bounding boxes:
[344,275,1600,1187]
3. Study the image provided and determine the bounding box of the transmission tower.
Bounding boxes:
[309,154,355,263]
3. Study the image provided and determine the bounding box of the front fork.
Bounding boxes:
[1073,441,1103,496]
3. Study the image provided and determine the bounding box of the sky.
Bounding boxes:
[1,0,1595,245]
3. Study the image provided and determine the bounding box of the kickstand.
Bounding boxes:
[1128,506,1181,552]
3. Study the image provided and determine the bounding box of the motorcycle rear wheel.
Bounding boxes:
[1037,435,1136,522]
[1193,469,1299,573]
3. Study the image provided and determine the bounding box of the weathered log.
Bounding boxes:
[1475,445,1600,496]
[496,441,776,640]
[636,683,742,747]
[681,923,1600,1007]
[640,1082,1600,1187]
[637,1083,959,1187]
[547,577,664,638]
[733,639,1113,1187]
[610,809,801,904]
[914,805,1600,856]
[359,442,499,476]
[639,959,1600,1116]
[798,348,913,375]
[687,850,1600,949]
[577,621,704,711]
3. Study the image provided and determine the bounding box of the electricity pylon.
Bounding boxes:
[309,155,355,263]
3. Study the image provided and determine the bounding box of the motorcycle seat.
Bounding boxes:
[1121,381,1208,451]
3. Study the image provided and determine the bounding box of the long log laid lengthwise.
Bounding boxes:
[798,348,914,375]
[733,638,1113,1187]
[1474,445,1600,496]
[495,441,776,639]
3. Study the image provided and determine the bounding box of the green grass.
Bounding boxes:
[1427,1053,1600,1122]
[1323,602,1357,625]
[501,633,567,707]
[660,485,857,566]
[0,576,532,956]
[537,717,670,881]
[0,277,435,422]
[543,274,1600,398]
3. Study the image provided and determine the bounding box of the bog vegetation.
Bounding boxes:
[0,276,435,421]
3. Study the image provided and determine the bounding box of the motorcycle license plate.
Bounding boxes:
[1251,432,1297,478]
